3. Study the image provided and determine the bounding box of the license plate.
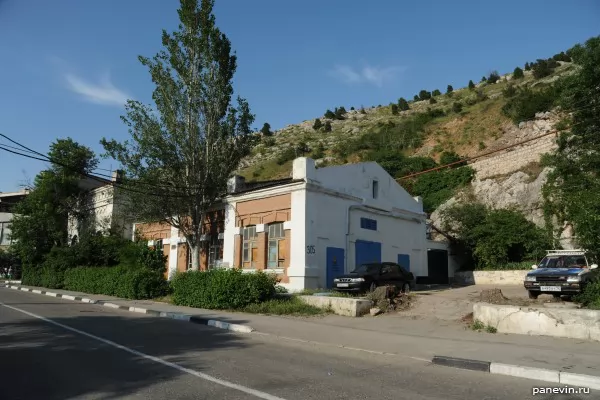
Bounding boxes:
[540,286,561,292]
[337,283,349,288]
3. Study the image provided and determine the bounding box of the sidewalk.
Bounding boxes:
[3,283,600,380]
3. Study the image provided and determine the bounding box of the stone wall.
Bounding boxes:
[453,270,529,285]
[469,112,559,180]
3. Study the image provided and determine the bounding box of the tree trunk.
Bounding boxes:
[190,240,200,271]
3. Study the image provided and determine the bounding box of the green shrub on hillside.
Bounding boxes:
[441,204,550,269]
[324,109,335,119]
[532,59,557,79]
[418,90,432,101]
[512,67,524,79]
[170,269,276,309]
[398,98,410,111]
[334,110,444,158]
[452,102,463,113]
[313,118,322,131]
[390,103,399,115]
[487,71,500,84]
[366,150,436,178]
[502,84,518,98]
[446,85,453,94]
[413,95,420,101]
[324,121,332,132]
[410,167,474,212]
[468,80,475,90]
[501,85,561,123]
[439,151,465,167]
[432,89,441,97]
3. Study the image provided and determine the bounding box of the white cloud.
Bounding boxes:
[65,72,130,107]
[330,64,405,87]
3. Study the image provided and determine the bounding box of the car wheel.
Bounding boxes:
[401,283,411,294]
[528,290,539,299]
[369,282,377,292]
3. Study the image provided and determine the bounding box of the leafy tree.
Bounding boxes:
[324,121,332,132]
[413,95,420,101]
[390,103,399,115]
[429,97,437,104]
[543,36,600,258]
[418,90,432,101]
[468,80,475,90]
[410,167,474,213]
[452,102,463,113]
[446,85,453,94]
[260,122,272,136]
[313,118,322,131]
[11,139,98,265]
[487,71,500,84]
[512,67,524,79]
[324,109,335,119]
[524,62,531,71]
[100,0,256,270]
[481,76,487,83]
[398,97,410,111]
[432,89,441,97]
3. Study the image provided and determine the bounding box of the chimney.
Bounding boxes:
[112,170,124,183]
[227,175,246,193]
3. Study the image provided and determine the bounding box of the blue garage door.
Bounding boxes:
[326,247,345,288]
[355,240,382,270]
[398,254,410,272]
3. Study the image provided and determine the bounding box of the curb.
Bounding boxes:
[4,285,254,334]
[432,355,600,390]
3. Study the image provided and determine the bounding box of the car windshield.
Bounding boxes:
[351,264,379,274]
[538,255,587,269]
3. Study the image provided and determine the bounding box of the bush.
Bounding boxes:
[170,268,276,309]
[440,204,551,269]
[313,118,322,131]
[439,151,465,166]
[242,296,324,315]
[502,84,518,98]
[418,90,432,101]
[532,59,556,79]
[63,266,167,299]
[487,71,500,84]
[324,109,335,119]
[398,98,410,111]
[260,122,272,136]
[501,85,560,123]
[324,121,332,132]
[429,97,437,104]
[413,95,420,101]
[409,167,474,212]
[432,89,441,97]
[312,142,325,159]
[262,136,276,147]
[574,279,600,309]
[446,85,453,94]
[512,67,524,79]
[468,80,475,90]
[452,102,463,113]
[276,147,297,165]
[390,103,399,115]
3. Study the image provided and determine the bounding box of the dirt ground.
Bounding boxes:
[400,284,571,321]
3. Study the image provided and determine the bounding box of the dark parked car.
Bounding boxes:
[524,250,599,299]
[333,262,415,293]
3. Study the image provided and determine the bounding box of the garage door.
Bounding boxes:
[355,240,381,269]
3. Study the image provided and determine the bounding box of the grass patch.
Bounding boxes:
[241,296,327,316]
[239,158,293,181]
[470,319,497,333]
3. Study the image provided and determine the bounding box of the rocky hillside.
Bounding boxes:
[238,53,579,242]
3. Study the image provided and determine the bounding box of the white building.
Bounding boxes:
[68,171,133,242]
[0,189,29,250]
[222,157,437,291]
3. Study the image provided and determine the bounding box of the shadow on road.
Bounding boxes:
[0,308,250,400]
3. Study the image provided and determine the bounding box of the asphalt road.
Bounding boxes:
[0,288,591,400]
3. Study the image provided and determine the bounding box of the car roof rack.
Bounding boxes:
[546,249,586,256]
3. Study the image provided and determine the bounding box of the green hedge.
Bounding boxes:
[21,265,65,289]
[574,279,600,310]
[63,266,168,299]
[171,269,276,309]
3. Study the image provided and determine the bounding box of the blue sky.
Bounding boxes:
[0,0,598,192]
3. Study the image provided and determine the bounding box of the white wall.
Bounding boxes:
[313,161,424,214]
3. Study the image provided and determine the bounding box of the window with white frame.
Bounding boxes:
[242,226,258,267]
[267,222,286,269]
[0,222,12,246]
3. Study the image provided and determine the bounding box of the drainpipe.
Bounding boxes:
[344,204,426,273]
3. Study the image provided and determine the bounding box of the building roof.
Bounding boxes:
[230,177,304,196]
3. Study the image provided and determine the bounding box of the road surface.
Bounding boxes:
[0,288,589,399]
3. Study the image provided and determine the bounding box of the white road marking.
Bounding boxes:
[0,302,287,400]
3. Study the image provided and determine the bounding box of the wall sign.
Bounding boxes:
[306,245,316,255]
